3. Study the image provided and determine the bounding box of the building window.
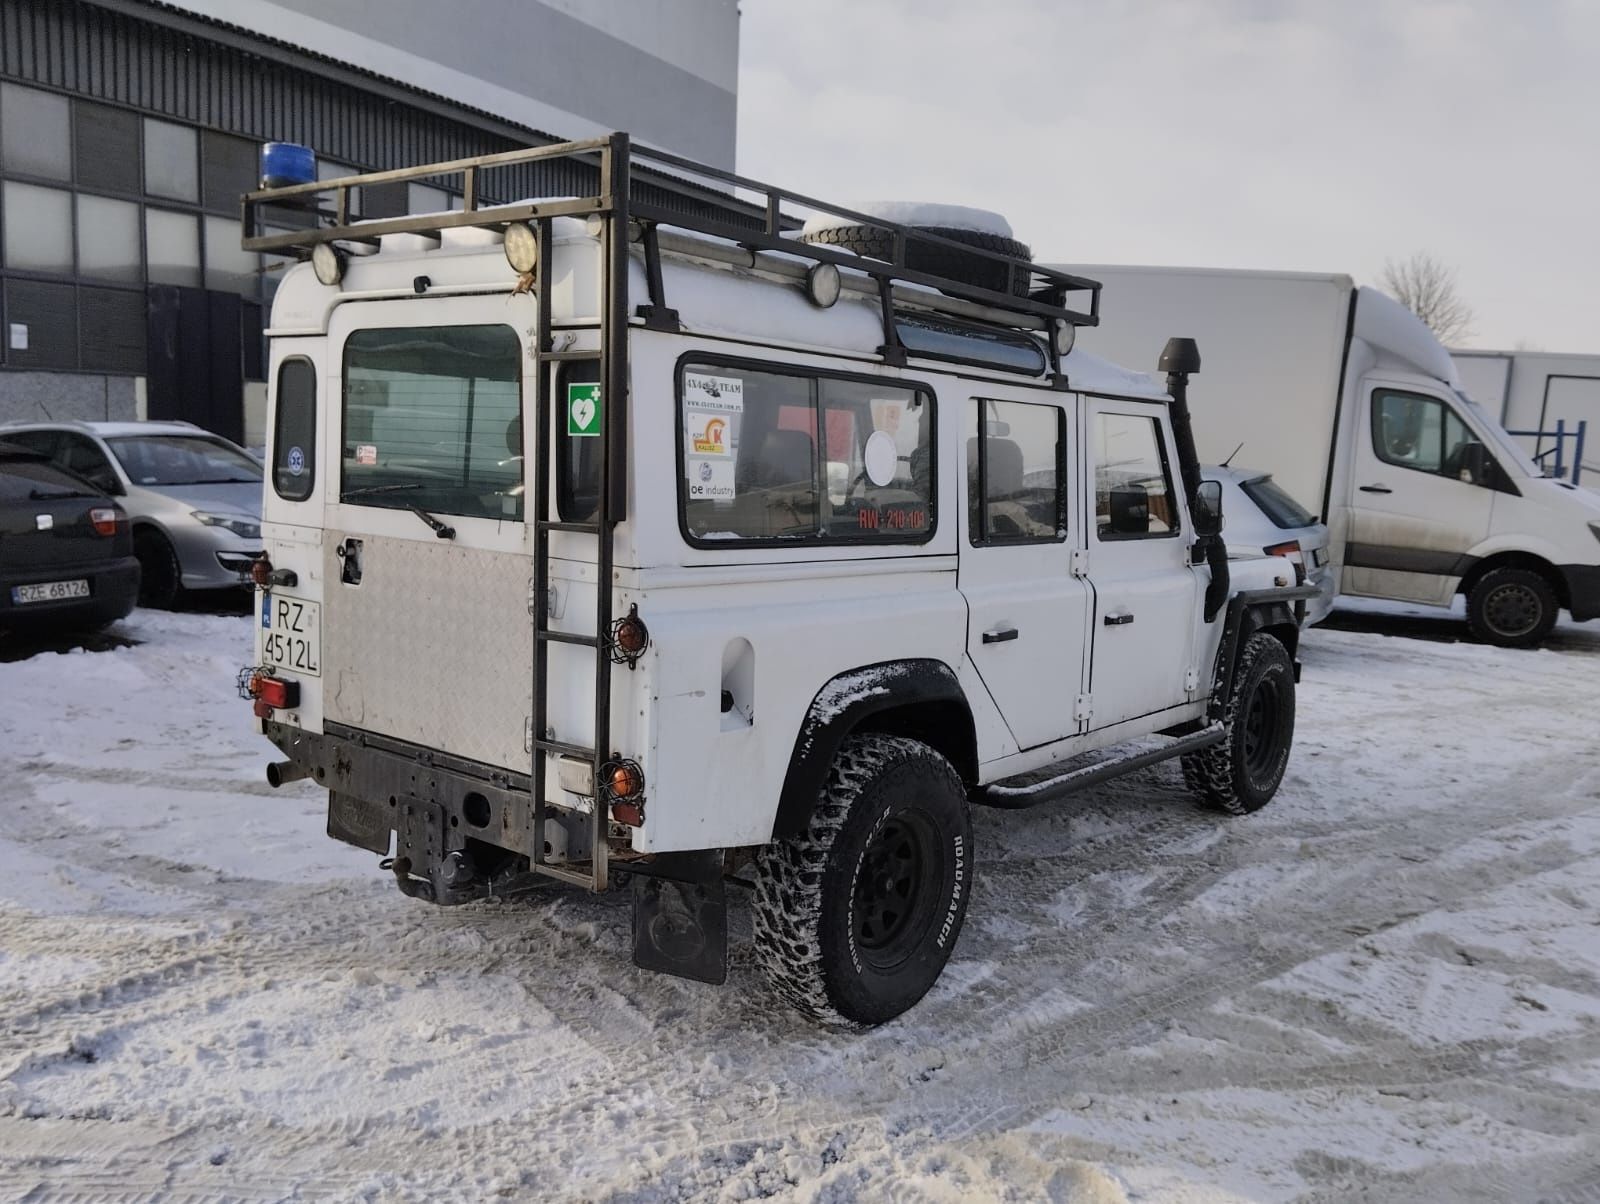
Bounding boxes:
[74,102,141,195]
[410,183,452,215]
[204,216,259,294]
[0,84,71,181]
[79,287,146,375]
[2,182,73,272]
[76,195,142,283]
[319,159,361,217]
[968,399,1065,544]
[202,130,259,214]
[143,118,199,202]
[146,209,201,287]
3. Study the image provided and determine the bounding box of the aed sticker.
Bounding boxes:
[567,383,602,438]
[683,371,744,412]
[286,446,306,477]
[687,458,735,501]
[687,409,733,457]
[355,444,378,465]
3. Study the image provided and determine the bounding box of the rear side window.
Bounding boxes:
[968,398,1065,544]
[273,357,316,501]
[1240,476,1316,529]
[678,360,934,546]
[341,325,523,522]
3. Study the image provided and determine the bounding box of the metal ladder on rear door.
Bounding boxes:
[528,133,631,892]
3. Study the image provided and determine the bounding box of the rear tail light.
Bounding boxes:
[89,507,122,537]
[239,667,300,713]
[1263,539,1303,566]
[249,554,297,588]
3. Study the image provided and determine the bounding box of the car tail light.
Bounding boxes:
[89,507,121,537]
[1263,540,1303,566]
[609,604,650,668]
[241,667,300,712]
[604,758,646,827]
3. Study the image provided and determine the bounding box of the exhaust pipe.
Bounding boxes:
[266,759,313,788]
[1160,337,1229,622]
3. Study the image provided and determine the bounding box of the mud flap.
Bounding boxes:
[328,790,391,855]
[631,851,727,985]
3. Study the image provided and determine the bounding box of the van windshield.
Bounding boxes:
[341,325,523,522]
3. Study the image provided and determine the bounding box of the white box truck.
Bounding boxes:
[1060,266,1600,647]
[1452,349,1597,486]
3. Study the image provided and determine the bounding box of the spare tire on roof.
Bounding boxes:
[799,203,1032,298]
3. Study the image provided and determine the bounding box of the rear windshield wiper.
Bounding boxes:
[342,483,456,540]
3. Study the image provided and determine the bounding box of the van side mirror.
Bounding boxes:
[1192,479,1223,538]
[1458,441,1490,486]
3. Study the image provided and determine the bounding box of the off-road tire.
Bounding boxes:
[1182,632,1295,816]
[752,734,973,1026]
[133,528,182,610]
[799,223,1033,297]
[1466,567,1558,649]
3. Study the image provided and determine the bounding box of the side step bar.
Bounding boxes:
[976,726,1224,810]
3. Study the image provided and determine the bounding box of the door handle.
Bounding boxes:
[1103,612,1135,626]
[982,626,1019,644]
[1358,484,1393,494]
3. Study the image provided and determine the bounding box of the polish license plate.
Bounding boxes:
[12,579,90,605]
[261,592,321,677]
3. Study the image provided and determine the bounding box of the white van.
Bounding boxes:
[240,136,1314,1024]
[1063,267,1600,648]
[1452,349,1597,486]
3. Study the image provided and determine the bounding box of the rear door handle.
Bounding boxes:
[982,626,1019,644]
[1103,612,1135,626]
[1358,484,1393,494]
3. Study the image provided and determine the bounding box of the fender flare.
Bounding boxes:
[770,659,973,840]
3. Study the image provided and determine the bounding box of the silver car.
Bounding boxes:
[1204,464,1335,625]
[0,420,262,608]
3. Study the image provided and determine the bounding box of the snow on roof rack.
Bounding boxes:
[242,133,1101,371]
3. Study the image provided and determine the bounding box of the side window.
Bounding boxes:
[1372,389,1482,482]
[967,399,1064,544]
[1093,411,1178,539]
[678,361,934,545]
[58,435,120,493]
[2,430,62,459]
[273,357,317,501]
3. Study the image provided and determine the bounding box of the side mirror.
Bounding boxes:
[1193,479,1224,538]
[1458,441,1490,486]
[1108,483,1150,535]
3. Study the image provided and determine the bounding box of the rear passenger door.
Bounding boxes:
[1084,401,1199,730]
[958,395,1091,750]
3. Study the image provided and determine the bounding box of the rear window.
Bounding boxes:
[1240,476,1317,529]
[341,325,523,522]
[0,457,100,500]
[678,360,934,546]
[273,357,316,501]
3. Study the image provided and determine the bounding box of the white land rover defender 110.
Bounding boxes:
[241,135,1314,1025]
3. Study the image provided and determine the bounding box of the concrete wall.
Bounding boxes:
[165,0,741,168]
[0,373,140,425]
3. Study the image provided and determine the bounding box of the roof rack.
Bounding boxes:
[242,133,1101,378]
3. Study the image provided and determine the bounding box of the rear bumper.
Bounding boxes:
[1560,563,1600,622]
[0,555,140,627]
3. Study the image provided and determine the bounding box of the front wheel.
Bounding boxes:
[752,734,973,1026]
[1183,631,1296,815]
[1467,567,1558,649]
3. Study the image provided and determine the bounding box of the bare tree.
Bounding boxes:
[1380,252,1474,344]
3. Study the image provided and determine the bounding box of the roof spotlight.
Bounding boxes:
[311,242,346,287]
[1055,317,1076,356]
[806,262,842,309]
[504,221,539,274]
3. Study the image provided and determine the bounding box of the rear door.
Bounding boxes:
[1345,381,1496,603]
[958,394,1090,750]
[1083,400,1199,730]
[319,298,535,771]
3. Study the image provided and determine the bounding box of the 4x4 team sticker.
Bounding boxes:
[684,372,742,500]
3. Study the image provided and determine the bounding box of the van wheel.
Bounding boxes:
[1467,567,1558,648]
[752,734,973,1026]
[134,529,182,610]
[1182,632,1295,815]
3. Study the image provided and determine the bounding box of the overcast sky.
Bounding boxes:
[737,0,1599,353]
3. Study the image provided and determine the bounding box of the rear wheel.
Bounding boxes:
[133,528,182,610]
[752,734,973,1025]
[1466,567,1558,649]
[1183,632,1296,815]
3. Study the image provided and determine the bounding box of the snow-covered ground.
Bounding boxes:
[2,606,1599,1202]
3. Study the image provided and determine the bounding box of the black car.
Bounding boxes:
[0,441,140,631]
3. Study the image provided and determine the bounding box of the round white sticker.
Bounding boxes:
[863,430,898,487]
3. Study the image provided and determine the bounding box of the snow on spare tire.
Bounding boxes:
[799,202,1032,297]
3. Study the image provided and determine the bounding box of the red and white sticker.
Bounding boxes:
[355,444,378,465]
